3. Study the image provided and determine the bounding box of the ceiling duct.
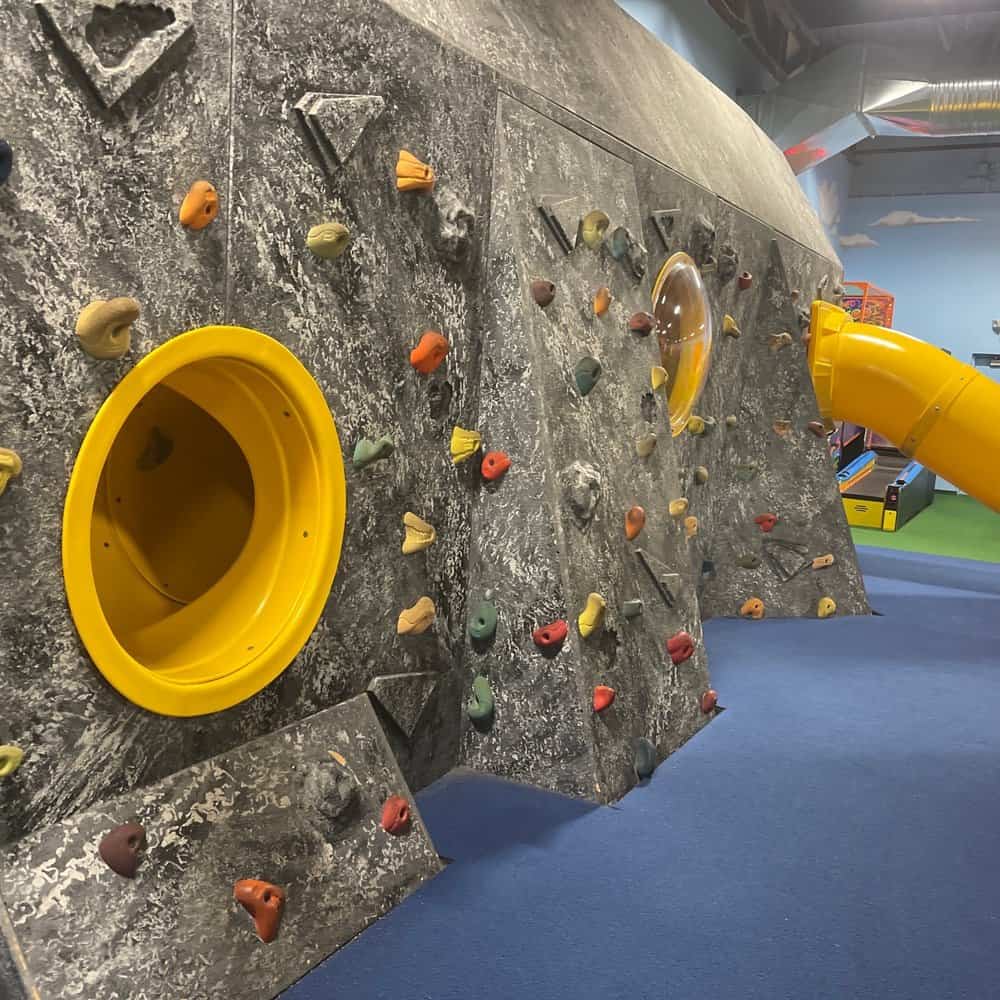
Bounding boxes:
[755,44,1000,173]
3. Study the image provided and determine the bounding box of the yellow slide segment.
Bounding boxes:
[808,301,1000,513]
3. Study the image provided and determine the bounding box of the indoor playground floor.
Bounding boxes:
[283,546,1000,1000]
[851,491,1000,562]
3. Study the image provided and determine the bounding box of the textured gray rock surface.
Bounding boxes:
[1,695,440,1000]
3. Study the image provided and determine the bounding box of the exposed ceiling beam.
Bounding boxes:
[706,0,816,80]
[793,0,1000,30]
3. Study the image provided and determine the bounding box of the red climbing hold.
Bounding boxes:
[381,795,411,836]
[593,685,616,712]
[628,311,656,336]
[234,879,286,943]
[738,271,753,290]
[754,513,777,533]
[481,451,511,481]
[532,619,569,649]
[666,630,694,665]
[701,690,718,714]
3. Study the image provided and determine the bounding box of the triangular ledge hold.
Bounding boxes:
[367,672,439,739]
[294,92,386,169]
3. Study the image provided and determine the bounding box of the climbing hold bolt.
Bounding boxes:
[625,505,646,540]
[666,630,695,665]
[396,149,435,192]
[725,415,738,428]
[580,210,610,249]
[0,450,22,498]
[397,596,436,636]
[701,690,718,714]
[0,745,24,778]
[684,515,698,538]
[402,511,436,554]
[694,466,709,485]
[410,330,450,374]
[234,879,286,943]
[635,738,657,779]
[807,420,826,437]
[381,795,411,835]
[533,619,568,649]
[738,271,752,290]
[817,597,837,619]
[468,597,498,643]
[722,314,741,338]
[467,675,495,723]
[578,593,607,638]
[531,278,556,308]
[574,356,602,396]
[812,554,835,570]
[450,425,482,463]
[636,433,657,458]
[594,286,613,317]
[651,366,668,390]
[740,597,764,620]
[754,513,777,533]
[75,297,140,360]
[769,331,792,352]
[0,141,12,185]
[306,221,350,260]
[629,311,656,336]
[98,822,146,878]
[669,498,689,518]
[593,685,616,712]
[481,451,511,481]
[621,599,644,619]
[687,415,706,435]
[352,436,394,470]
[773,419,792,438]
[179,180,219,229]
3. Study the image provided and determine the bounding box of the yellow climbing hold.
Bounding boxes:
[669,498,689,518]
[684,515,698,538]
[402,512,436,554]
[328,750,347,766]
[578,592,607,637]
[397,596,436,636]
[651,366,668,390]
[450,426,482,464]
[0,449,22,498]
[687,415,706,435]
[0,745,24,779]
[817,597,837,619]
[723,314,741,338]
[580,210,610,249]
[694,466,709,484]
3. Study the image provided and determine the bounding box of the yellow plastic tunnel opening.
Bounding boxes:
[809,301,1000,513]
[62,326,347,717]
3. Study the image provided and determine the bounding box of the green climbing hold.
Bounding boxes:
[468,598,498,642]
[621,599,644,620]
[635,737,656,779]
[467,675,495,723]
[352,436,394,469]
[735,462,759,482]
[574,357,602,397]
[737,553,760,569]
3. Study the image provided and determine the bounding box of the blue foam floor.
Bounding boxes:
[284,547,1000,1000]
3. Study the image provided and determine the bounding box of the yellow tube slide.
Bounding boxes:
[808,301,1000,512]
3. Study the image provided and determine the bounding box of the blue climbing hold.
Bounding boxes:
[0,141,12,186]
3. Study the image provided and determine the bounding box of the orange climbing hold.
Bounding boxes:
[396,150,435,192]
[481,451,511,481]
[625,505,646,540]
[594,286,613,317]
[700,690,718,714]
[179,180,219,230]
[409,330,449,374]
[234,879,286,943]
[740,597,765,620]
[593,685,616,712]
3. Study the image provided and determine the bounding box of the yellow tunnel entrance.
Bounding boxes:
[63,326,347,717]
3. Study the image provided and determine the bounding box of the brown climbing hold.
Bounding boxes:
[234,879,286,943]
[532,619,568,649]
[410,331,449,374]
[396,149,435,192]
[531,279,556,308]
[669,498,689,518]
[694,466,709,485]
[179,180,219,229]
[769,332,793,352]
[722,314,741,338]
[629,311,656,336]
[666,630,694,665]
[76,297,140,360]
[381,794,412,835]
[684,515,698,538]
[807,420,826,437]
[812,554,835,570]
[754,513,777,533]
[773,419,792,438]
[625,505,646,540]
[738,271,752,290]
[594,286,613,317]
[481,451,511,481]
[98,822,146,878]
[701,690,718,714]
[593,685,616,712]
[740,597,765,620]
[397,596,436,636]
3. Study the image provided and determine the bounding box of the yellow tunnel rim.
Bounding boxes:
[62,325,347,717]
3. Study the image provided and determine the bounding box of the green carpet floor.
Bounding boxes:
[850,492,1000,562]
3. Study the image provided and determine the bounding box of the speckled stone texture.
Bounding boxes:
[1,695,441,1000]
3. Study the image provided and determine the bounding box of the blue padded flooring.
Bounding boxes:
[284,547,1000,1000]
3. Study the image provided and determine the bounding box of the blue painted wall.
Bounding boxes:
[797,154,851,251]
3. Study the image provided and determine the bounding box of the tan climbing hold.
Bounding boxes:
[0,449,22,498]
[694,466,709,484]
[812,554,835,570]
[651,366,668,390]
[625,505,646,540]
[396,149,435,192]
[594,286,613,317]
[328,750,347,766]
[450,426,482,464]
[773,419,792,437]
[636,433,657,458]
[684,515,698,538]
[307,221,351,260]
[402,512,436,554]
[578,592,607,638]
[687,415,706,435]
[725,415,738,428]
[75,297,140,360]
[740,597,765,620]
[817,596,837,619]
[769,331,793,352]
[669,498,689,518]
[580,210,610,249]
[397,596,436,635]
[723,314,741,338]
[179,180,219,229]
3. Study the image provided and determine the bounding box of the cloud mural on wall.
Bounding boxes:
[839,233,879,249]
[818,179,841,232]
[870,210,981,227]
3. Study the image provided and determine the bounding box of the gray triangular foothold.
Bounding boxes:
[368,672,439,739]
[294,92,385,168]
[537,194,581,254]
[651,209,679,250]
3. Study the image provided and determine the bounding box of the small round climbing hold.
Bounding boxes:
[533,619,568,649]
[574,356,602,396]
[352,436,394,470]
[402,511,436,554]
[669,498,689,518]
[593,685,616,712]
[634,737,657,779]
[468,597,498,642]
[481,451,511,481]
[737,553,760,569]
[694,466,709,485]
[651,365,668,390]
[0,450,22,498]
[738,271,752,290]
[580,210,610,249]
[817,596,837,619]
[467,675,495,723]
[625,505,646,540]
[629,311,656,336]
[725,415,738,428]
[179,180,219,230]
[0,140,12,186]
[754,513,777,533]
[687,415,706,435]
[684,515,698,538]
[99,822,146,878]
[381,795,412,835]
[593,286,613,317]
[578,593,607,638]
[635,433,657,458]
[306,221,351,260]
[450,425,482,463]
[700,690,718,714]
[410,330,450,374]
[234,879,286,943]
[812,553,835,570]
[0,744,24,779]
[397,596,436,636]
[76,297,140,360]
[666,630,695,665]
[807,420,826,437]
[396,149,435,192]
[722,314,741,338]
[531,278,556,308]
[740,597,764,620]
